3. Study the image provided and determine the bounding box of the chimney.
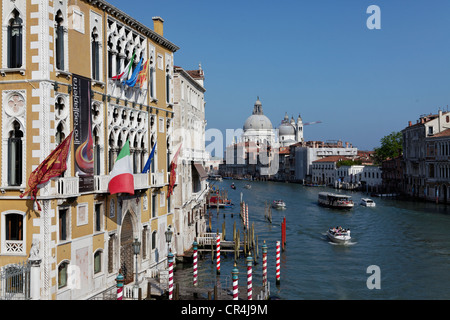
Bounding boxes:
[409,121,412,127]
[152,16,164,36]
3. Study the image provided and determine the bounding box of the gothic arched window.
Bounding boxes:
[7,10,23,68]
[166,66,171,104]
[91,28,100,80]
[8,121,23,186]
[55,10,65,70]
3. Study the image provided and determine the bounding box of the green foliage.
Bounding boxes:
[336,159,363,168]
[373,131,403,164]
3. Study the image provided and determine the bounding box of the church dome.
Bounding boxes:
[243,98,273,131]
[278,122,295,136]
[243,115,273,131]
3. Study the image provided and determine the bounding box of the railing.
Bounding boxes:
[197,233,223,246]
[87,285,117,300]
[4,241,24,255]
[134,173,150,190]
[0,262,31,300]
[151,171,165,187]
[55,177,79,197]
[94,175,110,193]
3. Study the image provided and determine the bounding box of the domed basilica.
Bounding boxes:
[242,97,275,146]
[241,97,304,147]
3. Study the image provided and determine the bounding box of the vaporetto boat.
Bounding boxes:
[318,192,354,209]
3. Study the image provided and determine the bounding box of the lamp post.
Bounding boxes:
[165,226,173,255]
[132,237,141,299]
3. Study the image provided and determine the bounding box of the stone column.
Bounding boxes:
[28,240,42,300]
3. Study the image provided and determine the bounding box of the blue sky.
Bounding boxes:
[108,0,450,151]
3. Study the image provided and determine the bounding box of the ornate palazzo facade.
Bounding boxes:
[0,0,181,300]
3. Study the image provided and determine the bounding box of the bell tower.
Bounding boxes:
[296,114,303,142]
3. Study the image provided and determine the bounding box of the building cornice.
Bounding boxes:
[174,67,206,93]
[84,0,180,53]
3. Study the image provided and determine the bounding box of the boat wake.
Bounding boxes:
[321,233,357,246]
[328,241,357,246]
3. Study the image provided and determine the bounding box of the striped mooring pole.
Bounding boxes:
[193,239,198,287]
[247,253,253,300]
[168,250,174,300]
[246,204,249,230]
[276,241,281,285]
[262,241,268,286]
[216,232,221,275]
[116,271,125,300]
[232,263,239,300]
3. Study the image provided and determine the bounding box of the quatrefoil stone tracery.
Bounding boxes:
[7,94,25,117]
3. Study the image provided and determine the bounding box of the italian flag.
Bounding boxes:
[112,52,135,81]
[108,140,134,195]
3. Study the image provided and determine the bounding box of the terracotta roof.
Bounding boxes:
[186,70,204,80]
[430,128,450,138]
[313,156,351,163]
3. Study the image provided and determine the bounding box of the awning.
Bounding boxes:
[193,163,208,181]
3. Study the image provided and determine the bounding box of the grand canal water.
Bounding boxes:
[174,179,450,300]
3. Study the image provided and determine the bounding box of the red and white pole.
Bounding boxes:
[276,241,281,285]
[193,239,198,287]
[262,241,268,286]
[247,254,253,300]
[168,250,174,300]
[216,232,221,275]
[246,204,249,230]
[116,271,124,300]
[232,264,239,300]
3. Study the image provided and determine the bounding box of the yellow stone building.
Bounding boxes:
[0,0,180,300]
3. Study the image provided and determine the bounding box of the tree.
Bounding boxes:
[373,131,403,164]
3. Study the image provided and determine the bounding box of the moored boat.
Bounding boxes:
[360,198,376,207]
[327,227,351,243]
[272,200,286,209]
[318,192,354,209]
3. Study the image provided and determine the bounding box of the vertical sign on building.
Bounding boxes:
[73,74,94,192]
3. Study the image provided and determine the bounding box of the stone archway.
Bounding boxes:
[120,212,134,284]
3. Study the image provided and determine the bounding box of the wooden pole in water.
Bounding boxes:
[262,241,268,286]
[216,231,221,275]
[222,221,226,241]
[232,263,239,300]
[276,241,281,285]
[193,239,198,287]
[247,253,253,300]
[246,204,249,230]
[211,237,214,263]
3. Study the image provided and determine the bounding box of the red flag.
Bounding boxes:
[167,144,182,198]
[136,59,149,89]
[20,131,74,210]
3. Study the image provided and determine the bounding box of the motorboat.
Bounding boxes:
[360,198,376,207]
[318,192,354,209]
[244,184,251,189]
[327,227,351,244]
[272,200,286,209]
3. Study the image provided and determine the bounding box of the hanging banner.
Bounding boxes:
[72,74,94,193]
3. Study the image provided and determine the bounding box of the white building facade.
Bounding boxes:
[172,65,208,258]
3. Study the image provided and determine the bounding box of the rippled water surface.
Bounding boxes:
[175,180,450,300]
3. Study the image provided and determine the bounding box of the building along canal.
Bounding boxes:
[173,179,450,300]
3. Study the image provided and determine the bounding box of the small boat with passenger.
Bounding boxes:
[272,200,286,209]
[327,227,351,243]
[360,198,376,207]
